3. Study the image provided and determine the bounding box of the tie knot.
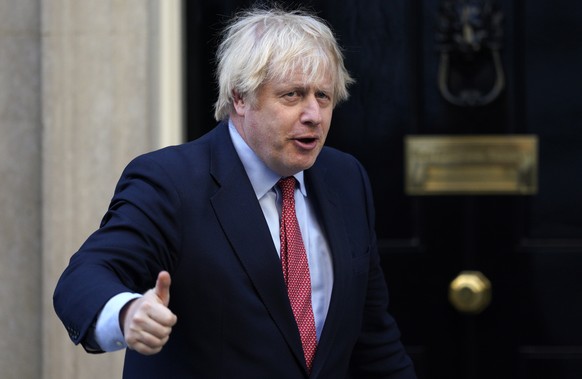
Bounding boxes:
[277,176,296,199]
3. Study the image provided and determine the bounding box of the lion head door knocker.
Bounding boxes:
[436,0,504,106]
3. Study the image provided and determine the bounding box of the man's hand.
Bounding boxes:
[121,271,178,355]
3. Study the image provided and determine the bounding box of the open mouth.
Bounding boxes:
[297,137,317,144]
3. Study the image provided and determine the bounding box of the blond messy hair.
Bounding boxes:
[213,6,354,121]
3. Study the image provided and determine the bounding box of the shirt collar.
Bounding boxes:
[228,120,307,198]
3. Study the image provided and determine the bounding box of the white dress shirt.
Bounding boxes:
[94,121,334,351]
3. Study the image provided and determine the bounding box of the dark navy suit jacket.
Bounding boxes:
[54,121,415,378]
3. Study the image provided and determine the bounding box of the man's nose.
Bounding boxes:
[300,95,323,125]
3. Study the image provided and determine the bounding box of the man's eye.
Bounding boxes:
[316,92,332,104]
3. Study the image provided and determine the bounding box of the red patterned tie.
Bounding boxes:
[278,177,317,372]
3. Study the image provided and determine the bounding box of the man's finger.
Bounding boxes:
[154,271,171,306]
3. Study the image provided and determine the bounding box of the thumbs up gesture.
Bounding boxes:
[121,271,178,355]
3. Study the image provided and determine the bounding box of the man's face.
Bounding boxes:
[232,69,334,177]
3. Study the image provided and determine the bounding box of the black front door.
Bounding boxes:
[184,1,582,377]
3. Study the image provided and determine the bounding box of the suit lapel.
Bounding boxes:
[304,163,354,378]
[207,123,307,372]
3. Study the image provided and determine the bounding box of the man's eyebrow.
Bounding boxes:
[273,80,333,94]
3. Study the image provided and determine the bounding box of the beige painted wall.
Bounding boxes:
[0,0,182,377]
[0,1,42,377]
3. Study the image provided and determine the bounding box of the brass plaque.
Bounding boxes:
[405,135,538,195]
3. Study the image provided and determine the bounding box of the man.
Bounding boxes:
[54,6,416,378]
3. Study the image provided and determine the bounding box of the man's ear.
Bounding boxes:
[232,91,246,116]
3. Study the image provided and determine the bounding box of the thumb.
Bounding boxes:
[154,271,172,306]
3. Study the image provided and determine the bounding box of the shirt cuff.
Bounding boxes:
[95,292,142,352]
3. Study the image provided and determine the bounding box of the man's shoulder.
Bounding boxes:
[317,146,364,173]
[128,123,229,173]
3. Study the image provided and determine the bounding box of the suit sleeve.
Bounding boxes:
[348,160,417,378]
[53,153,182,351]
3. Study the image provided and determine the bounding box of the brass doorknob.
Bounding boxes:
[448,271,492,314]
